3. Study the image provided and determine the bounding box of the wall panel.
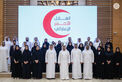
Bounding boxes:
[113,0,122,51]
[86,0,113,46]
[3,0,30,40]
[0,0,3,44]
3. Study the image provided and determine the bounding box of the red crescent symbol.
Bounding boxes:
[43,9,70,38]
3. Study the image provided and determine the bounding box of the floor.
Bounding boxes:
[0,78,121,82]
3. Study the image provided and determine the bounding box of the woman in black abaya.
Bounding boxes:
[32,45,43,79]
[22,45,31,79]
[41,44,48,72]
[11,45,22,78]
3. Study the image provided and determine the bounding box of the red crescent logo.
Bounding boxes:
[43,9,70,38]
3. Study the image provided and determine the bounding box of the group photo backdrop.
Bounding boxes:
[18,6,97,46]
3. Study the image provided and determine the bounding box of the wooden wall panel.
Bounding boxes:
[113,0,122,51]
[0,0,3,44]
[86,0,113,46]
[3,0,30,41]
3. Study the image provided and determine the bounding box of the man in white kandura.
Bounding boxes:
[4,36,12,50]
[21,42,27,53]
[0,41,9,72]
[71,44,83,79]
[4,36,12,65]
[45,44,57,79]
[32,37,40,47]
[82,45,94,80]
[58,45,70,80]
[93,37,101,49]
[23,37,32,50]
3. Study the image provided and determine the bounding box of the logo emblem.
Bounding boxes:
[43,9,70,38]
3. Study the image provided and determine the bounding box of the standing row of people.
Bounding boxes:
[0,36,122,80]
[9,41,94,80]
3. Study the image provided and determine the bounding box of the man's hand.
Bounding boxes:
[45,62,48,64]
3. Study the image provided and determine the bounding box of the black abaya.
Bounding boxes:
[113,52,122,79]
[104,51,114,79]
[11,50,22,78]
[95,50,105,79]
[55,44,62,72]
[22,50,31,79]
[9,45,16,72]
[41,47,48,72]
[67,44,74,73]
[31,49,43,79]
